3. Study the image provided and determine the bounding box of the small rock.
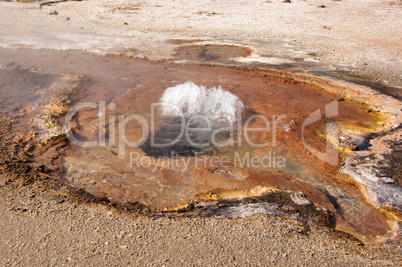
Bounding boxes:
[381,178,394,184]
[290,193,311,205]
[50,10,58,15]
[120,245,127,249]
[279,205,297,212]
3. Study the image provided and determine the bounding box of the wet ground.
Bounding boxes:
[0,47,398,243]
[173,44,252,63]
[310,70,402,102]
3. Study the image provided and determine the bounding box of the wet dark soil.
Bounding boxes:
[174,45,252,62]
[309,70,402,101]
[384,142,402,186]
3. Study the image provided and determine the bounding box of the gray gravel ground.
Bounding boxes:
[0,184,400,266]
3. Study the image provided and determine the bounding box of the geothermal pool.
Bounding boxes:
[0,48,393,241]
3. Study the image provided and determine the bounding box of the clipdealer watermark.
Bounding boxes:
[64,100,339,172]
[129,151,286,172]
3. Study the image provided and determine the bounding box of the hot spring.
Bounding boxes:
[0,48,393,241]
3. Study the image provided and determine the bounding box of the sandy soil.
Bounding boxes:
[0,0,401,266]
[0,0,401,86]
[1,184,401,266]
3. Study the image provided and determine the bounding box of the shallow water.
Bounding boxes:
[0,48,391,239]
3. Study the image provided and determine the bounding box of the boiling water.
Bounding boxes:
[140,82,247,157]
[160,81,244,122]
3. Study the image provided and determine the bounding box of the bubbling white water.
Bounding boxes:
[139,82,246,157]
[159,81,244,123]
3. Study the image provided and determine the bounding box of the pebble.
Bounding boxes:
[290,193,311,206]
